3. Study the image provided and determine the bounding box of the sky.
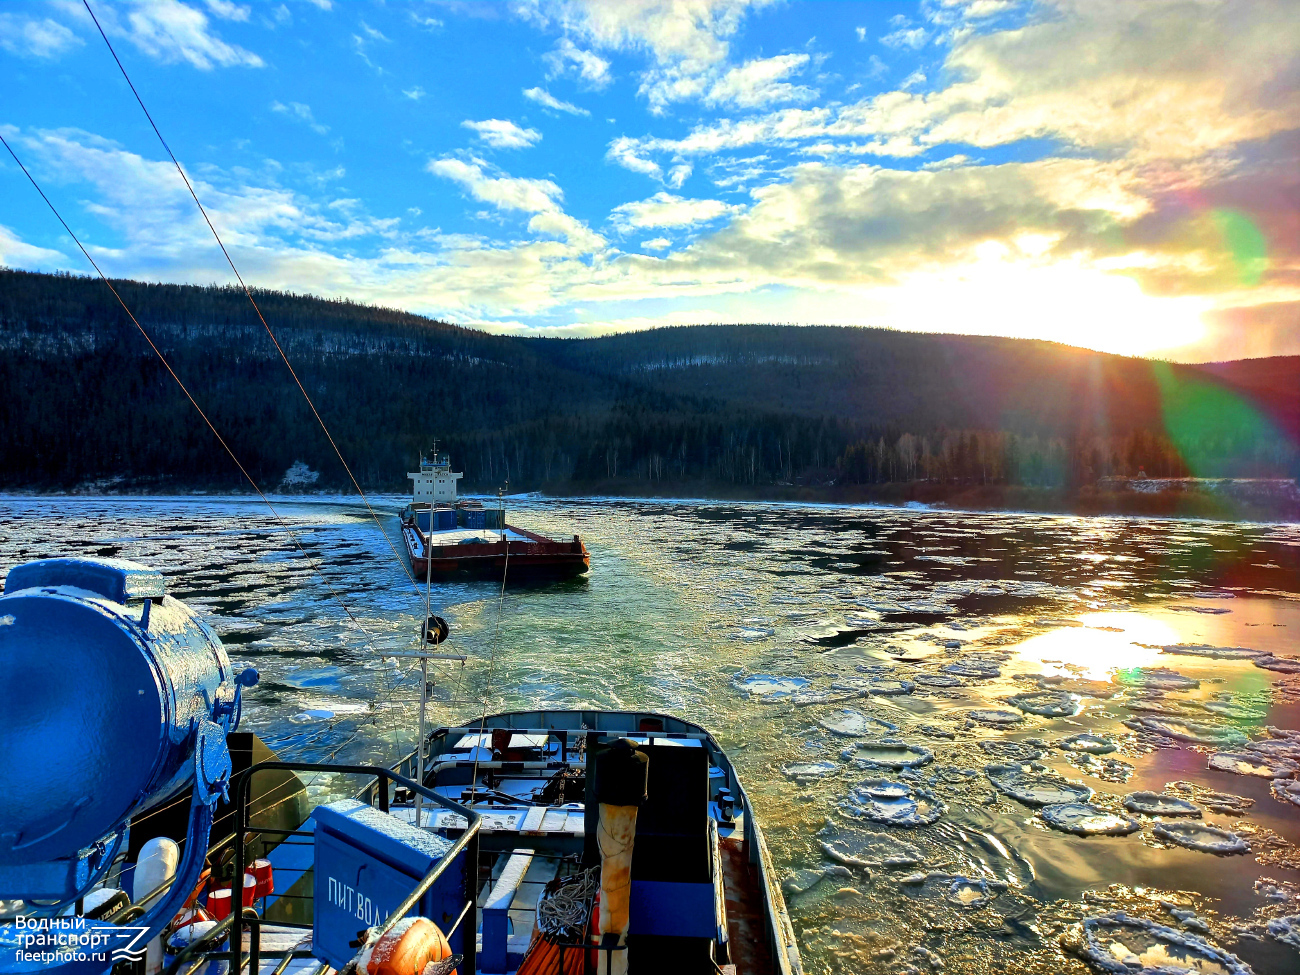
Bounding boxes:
[1,0,1298,361]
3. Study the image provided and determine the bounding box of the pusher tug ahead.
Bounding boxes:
[400,450,590,581]
[0,556,799,975]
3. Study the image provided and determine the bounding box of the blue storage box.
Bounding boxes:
[312,800,470,971]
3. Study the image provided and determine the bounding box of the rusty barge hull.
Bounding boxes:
[401,522,590,580]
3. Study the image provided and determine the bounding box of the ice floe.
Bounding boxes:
[1060,733,1117,754]
[782,761,838,781]
[1153,822,1250,856]
[818,824,925,869]
[289,708,335,723]
[731,673,810,699]
[854,779,913,799]
[1124,716,1249,747]
[1161,644,1265,661]
[1041,802,1142,836]
[1007,689,1081,717]
[1122,792,1202,817]
[1272,777,1300,808]
[1115,668,1201,691]
[1207,751,1300,778]
[1254,654,1300,674]
[782,863,855,896]
[986,764,1093,806]
[818,708,898,737]
[900,872,1007,908]
[843,740,935,770]
[941,653,1006,679]
[1074,913,1253,975]
[867,678,915,696]
[1165,782,1254,816]
[1066,754,1135,784]
[966,709,1025,726]
[1200,699,1269,721]
[1266,915,1300,949]
[842,784,946,827]
[914,673,965,688]
[979,739,1046,762]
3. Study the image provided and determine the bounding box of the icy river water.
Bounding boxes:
[3,495,1300,975]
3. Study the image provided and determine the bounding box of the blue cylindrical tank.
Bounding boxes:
[0,558,233,865]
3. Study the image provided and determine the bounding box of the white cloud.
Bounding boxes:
[11,127,396,263]
[350,15,389,70]
[607,0,1300,174]
[271,101,329,135]
[521,0,779,112]
[428,158,562,214]
[427,155,603,251]
[358,20,388,43]
[10,121,1292,357]
[855,26,866,42]
[880,27,929,50]
[704,53,817,109]
[610,192,739,232]
[304,0,332,9]
[203,1,250,22]
[523,86,591,116]
[543,37,612,89]
[0,225,68,268]
[0,13,82,59]
[901,69,926,89]
[461,119,543,150]
[606,136,664,181]
[84,0,266,70]
[403,86,426,101]
[949,0,1018,19]
[409,11,443,30]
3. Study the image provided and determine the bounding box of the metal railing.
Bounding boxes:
[164,760,480,975]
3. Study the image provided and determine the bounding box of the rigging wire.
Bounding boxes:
[78,3,482,782]
[82,0,424,596]
[0,132,381,660]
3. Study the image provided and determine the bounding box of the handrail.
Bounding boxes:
[222,760,481,975]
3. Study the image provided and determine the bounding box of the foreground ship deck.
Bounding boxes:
[167,709,801,975]
[1,558,791,975]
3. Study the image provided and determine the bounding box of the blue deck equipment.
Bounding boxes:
[312,800,470,971]
[0,557,255,973]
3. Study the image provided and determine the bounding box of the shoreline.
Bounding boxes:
[3,478,1298,524]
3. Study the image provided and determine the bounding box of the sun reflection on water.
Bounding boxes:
[1011,612,1181,680]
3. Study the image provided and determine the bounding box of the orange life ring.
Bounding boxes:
[366,918,455,975]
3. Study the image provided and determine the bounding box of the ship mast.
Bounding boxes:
[397,442,465,829]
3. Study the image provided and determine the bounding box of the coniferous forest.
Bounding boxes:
[3,268,1298,513]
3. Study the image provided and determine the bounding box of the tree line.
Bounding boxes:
[2,268,1296,494]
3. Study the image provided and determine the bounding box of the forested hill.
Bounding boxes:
[3,267,1297,496]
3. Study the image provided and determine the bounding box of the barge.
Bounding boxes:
[400,451,589,580]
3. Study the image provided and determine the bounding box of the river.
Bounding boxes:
[2,495,1299,974]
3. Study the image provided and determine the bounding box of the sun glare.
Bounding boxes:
[1010,612,1181,681]
[884,259,1211,358]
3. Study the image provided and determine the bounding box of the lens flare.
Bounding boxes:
[1210,208,1268,286]
[1150,361,1294,477]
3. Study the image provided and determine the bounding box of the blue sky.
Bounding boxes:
[2,1,1298,360]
